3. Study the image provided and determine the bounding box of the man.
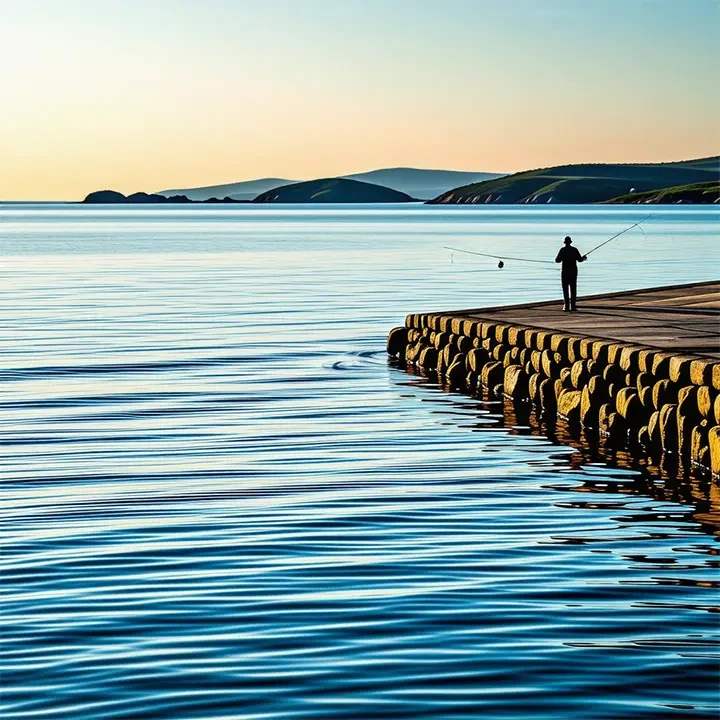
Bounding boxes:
[555,236,586,311]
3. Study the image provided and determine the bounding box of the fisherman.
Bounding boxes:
[555,236,586,311]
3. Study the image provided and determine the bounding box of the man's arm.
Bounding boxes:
[555,249,563,263]
[576,248,586,262]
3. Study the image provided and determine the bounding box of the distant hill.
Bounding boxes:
[253,177,415,203]
[82,190,246,204]
[342,168,503,199]
[606,181,720,204]
[159,167,503,202]
[428,156,720,204]
[158,178,295,202]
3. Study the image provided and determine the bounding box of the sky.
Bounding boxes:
[1,0,718,199]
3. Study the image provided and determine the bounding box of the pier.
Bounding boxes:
[388,281,720,477]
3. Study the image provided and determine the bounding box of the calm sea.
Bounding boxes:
[1,204,718,719]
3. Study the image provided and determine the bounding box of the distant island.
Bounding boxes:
[252,178,415,203]
[82,156,720,206]
[158,167,502,202]
[428,156,720,204]
[83,179,415,205]
[82,190,248,204]
[157,178,295,202]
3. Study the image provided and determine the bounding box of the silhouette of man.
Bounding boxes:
[555,236,586,311]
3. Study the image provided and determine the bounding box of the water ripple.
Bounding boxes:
[1,205,718,719]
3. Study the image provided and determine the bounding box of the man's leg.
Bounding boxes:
[561,275,570,310]
[570,275,578,310]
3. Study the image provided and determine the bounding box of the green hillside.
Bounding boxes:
[428,156,719,204]
[606,181,720,204]
[253,178,415,203]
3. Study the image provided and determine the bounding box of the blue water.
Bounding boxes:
[1,204,718,719]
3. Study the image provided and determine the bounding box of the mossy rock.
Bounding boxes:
[571,360,591,389]
[669,355,693,385]
[697,386,714,419]
[467,348,489,373]
[635,372,652,393]
[603,363,625,387]
[508,326,523,346]
[580,380,605,429]
[466,371,478,391]
[504,365,530,399]
[689,358,714,386]
[709,425,720,476]
[481,361,504,389]
[529,373,542,405]
[387,326,409,357]
[651,353,673,378]
[535,331,552,351]
[615,387,644,425]
[677,385,702,422]
[531,350,543,374]
[494,325,510,344]
[418,346,439,371]
[619,346,641,373]
[550,334,569,355]
[523,328,539,350]
[446,357,467,388]
[608,343,629,365]
[652,379,673,411]
[492,345,507,361]
[457,335,472,353]
[480,322,495,339]
[638,349,656,374]
[541,350,555,378]
[648,410,662,451]
[639,385,652,410]
[433,331,449,350]
[580,337,596,360]
[567,338,582,364]
[558,389,582,424]
[659,403,679,454]
[538,378,556,413]
[442,343,458,367]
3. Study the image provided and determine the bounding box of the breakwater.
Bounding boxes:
[388,282,720,478]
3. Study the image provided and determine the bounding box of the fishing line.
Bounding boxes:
[444,246,555,265]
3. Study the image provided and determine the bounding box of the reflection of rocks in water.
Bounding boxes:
[393,356,720,533]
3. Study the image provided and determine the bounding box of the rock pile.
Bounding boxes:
[388,314,720,477]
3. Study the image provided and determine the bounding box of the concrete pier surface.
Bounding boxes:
[451,281,720,359]
[388,281,720,479]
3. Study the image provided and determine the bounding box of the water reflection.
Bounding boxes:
[401,365,720,538]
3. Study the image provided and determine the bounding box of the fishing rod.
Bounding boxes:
[446,214,653,268]
[584,214,653,256]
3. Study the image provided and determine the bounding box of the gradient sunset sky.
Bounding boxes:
[2,0,718,200]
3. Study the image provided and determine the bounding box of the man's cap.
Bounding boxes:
[564,236,572,244]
